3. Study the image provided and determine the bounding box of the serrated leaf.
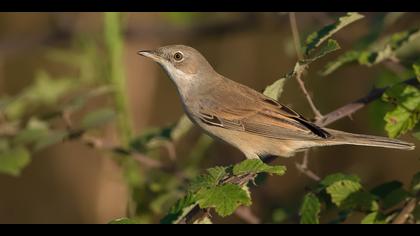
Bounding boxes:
[0,146,30,176]
[326,180,362,207]
[196,184,251,217]
[81,108,116,129]
[263,78,286,101]
[341,191,379,211]
[304,12,364,55]
[108,218,137,224]
[382,188,411,209]
[411,172,420,194]
[320,173,361,187]
[299,193,321,224]
[383,84,420,138]
[232,159,286,176]
[160,193,197,224]
[189,166,228,193]
[361,212,386,224]
[303,39,341,63]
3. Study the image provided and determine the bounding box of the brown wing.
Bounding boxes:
[196,91,330,140]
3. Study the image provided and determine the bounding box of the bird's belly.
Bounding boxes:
[202,125,301,158]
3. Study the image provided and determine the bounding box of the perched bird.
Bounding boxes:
[138,45,415,160]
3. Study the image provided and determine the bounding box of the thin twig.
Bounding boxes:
[288,12,323,120]
[392,198,418,224]
[295,150,321,182]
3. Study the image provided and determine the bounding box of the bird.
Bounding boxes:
[138,45,415,160]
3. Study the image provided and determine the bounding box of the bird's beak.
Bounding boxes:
[137,50,162,63]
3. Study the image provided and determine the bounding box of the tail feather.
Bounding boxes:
[324,128,415,150]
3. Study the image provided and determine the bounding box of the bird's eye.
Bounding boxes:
[173,52,184,62]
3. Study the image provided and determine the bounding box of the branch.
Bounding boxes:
[315,77,419,127]
[392,197,419,224]
[295,150,321,181]
[177,77,420,224]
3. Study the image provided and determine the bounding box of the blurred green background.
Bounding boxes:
[0,12,419,224]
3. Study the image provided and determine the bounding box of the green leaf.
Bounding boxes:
[383,84,420,138]
[390,28,420,50]
[341,191,379,211]
[411,172,420,194]
[320,173,361,187]
[304,12,364,55]
[326,180,362,207]
[81,108,116,129]
[361,212,386,224]
[358,28,420,66]
[196,183,251,217]
[160,193,197,224]
[108,218,137,224]
[0,146,31,176]
[14,118,50,145]
[189,166,228,192]
[299,193,321,224]
[382,188,411,209]
[34,130,67,151]
[303,39,341,63]
[321,50,361,76]
[232,159,286,176]
[263,78,286,101]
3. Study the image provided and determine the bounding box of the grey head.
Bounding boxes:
[138,45,220,96]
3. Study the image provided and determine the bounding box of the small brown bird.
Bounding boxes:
[139,45,415,160]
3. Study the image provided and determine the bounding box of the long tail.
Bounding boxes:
[323,128,415,150]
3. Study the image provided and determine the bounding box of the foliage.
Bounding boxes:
[298,172,420,224]
[0,12,418,224]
